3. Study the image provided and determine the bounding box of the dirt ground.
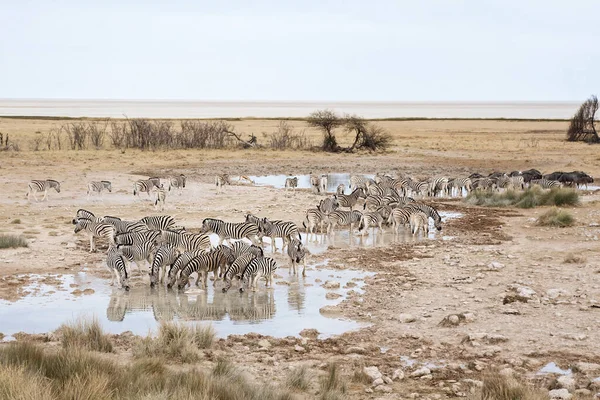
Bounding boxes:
[1,118,600,398]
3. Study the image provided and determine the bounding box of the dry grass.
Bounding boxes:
[0,234,28,249]
[56,318,113,353]
[468,372,547,400]
[9,219,21,224]
[320,363,346,399]
[563,254,586,264]
[536,208,575,227]
[285,365,311,391]
[132,322,215,363]
[466,187,579,209]
[0,364,54,400]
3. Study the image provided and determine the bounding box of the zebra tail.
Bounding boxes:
[298,231,302,240]
[133,188,137,196]
[358,218,364,231]
[302,221,306,230]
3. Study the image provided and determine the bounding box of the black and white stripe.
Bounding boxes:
[349,175,373,190]
[230,240,264,259]
[326,210,363,234]
[73,217,116,252]
[402,203,443,231]
[428,177,449,198]
[529,178,562,189]
[287,239,307,276]
[159,230,211,252]
[358,211,385,236]
[168,174,186,193]
[26,179,61,201]
[407,180,429,197]
[103,216,147,235]
[139,215,176,231]
[166,250,206,288]
[115,229,160,246]
[200,218,261,245]
[409,211,429,236]
[317,197,339,214]
[285,177,298,191]
[215,174,230,193]
[261,218,301,252]
[222,252,257,292]
[149,244,180,287]
[176,249,230,290]
[334,187,366,211]
[387,207,413,232]
[449,177,472,197]
[303,208,328,239]
[87,181,111,199]
[133,177,160,197]
[107,246,129,290]
[154,184,166,211]
[239,257,278,292]
[117,241,156,275]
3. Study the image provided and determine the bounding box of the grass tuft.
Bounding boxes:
[468,372,547,400]
[9,219,21,224]
[563,254,586,264]
[536,208,575,227]
[465,187,579,208]
[0,364,53,400]
[320,363,346,399]
[0,234,28,249]
[56,318,113,353]
[285,365,311,391]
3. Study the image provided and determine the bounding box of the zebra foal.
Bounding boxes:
[87,181,111,199]
[215,174,230,193]
[26,179,61,202]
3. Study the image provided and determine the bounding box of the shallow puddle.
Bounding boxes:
[537,362,572,376]
[0,268,371,340]
[248,173,372,194]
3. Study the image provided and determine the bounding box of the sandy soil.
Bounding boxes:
[1,118,600,398]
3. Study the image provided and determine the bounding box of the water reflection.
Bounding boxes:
[248,173,371,194]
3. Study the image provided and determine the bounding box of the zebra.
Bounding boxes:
[149,244,180,287]
[215,174,230,194]
[168,174,186,193]
[407,180,429,197]
[261,218,301,252]
[319,175,328,194]
[336,184,345,195]
[166,249,206,288]
[317,197,339,214]
[154,184,166,211]
[103,217,147,235]
[139,215,176,231]
[239,257,278,293]
[334,187,366,211]
[287,239,307,276]
[472,177,496,191]
[230,240,264,260]
[326,210,363,234]
[363,194,388,211]
[107,246,129,290]
[159,230,211,252]
[26,179,60,202]
[117,240,156,276]
[387,207,413,233]
[73,217,116,252]
[529,178,562,189]
[133,177,161,198]
[409,211,429,236]
[87,181,111,199]
[309,174,320,193]
[75,208,100,222]
[510,175,525,190]
[245,213,283,245]
[303,208,328,239]
[428,177,449,198]
[402,203,443,231]
[115,230,160,246]
[285,177,298,191]
[449,177,473,197]
[200,218,261,246]
[222,252,257,293]
[349,175,373,190]
[176,249,230,291]
[358,211,385,236]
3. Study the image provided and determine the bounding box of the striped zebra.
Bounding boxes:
[349,175,372,190]
[115,230,160,246]
[168,174,186,193]
[303,208,328,239]
[336,184,345,195]
[529,178,562,189]
[230,240,264,259]
[200,218,261,246]
[159,230,211,252]
[326,210,363,234]
[245,213,283,245]
[176,249,230,291]
[133,177,160,197]
[239,257,278,293]
[374,173,394,185]
[317,197,339,214]
[409,211,429,236]
[392,178,411,197]
[363,194,390,211]
[287,239,307,276]
[261,218,301,252]
[510,175,525,190]
[117,240,156,276]
[334,187,366,211]
[285,177,298,191]
[358,211,384,236]
[367,183,385,196]
[403,203,443,231]
[87,181,111,199]
[222,252,257,293]
[387,207,413,233]
[154,184,166,211]
[472,177,496,191]
[26,179,61,202]
[139,215,176,231]
[103,216,147,235]
[407,180,429,197]
[319,175,328,194]
[149,244,180,287]
[215,174,230,194]
[76,208,100,222]
[107,246,130,290]
[309,174,320,193]
[449,177,473,197]
[428,177,449,198]
[166,250,206,288]
[73,217,116,252]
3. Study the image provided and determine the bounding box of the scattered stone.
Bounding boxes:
[383,376,393,385]
[299,329,319,339]
[323,280,340,289]
[319,305,340,314]
[503,307,521,315]
[399,313,416,323]
[487,261,505,271]
[372,378,384,387]
[344,281,357,288]
[258,339,271,349]
[575,389,591,396]
[392,369,405,380]
[294,345,305,352]
[82,288,94,295]
[575,362,600,374]
[66,242,77,249]
[71,289,83,296]
[556,375,575,390]
[374,385,392,393]
[411,367,431,378]
[549,388,572,399]
[343,346,367,355]
[547,288,569,300]
[363,366,382,382]
[439,313,469,327]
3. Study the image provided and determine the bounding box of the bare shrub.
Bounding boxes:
[265,121,311,150]
[179,120,235,149]
[31,135,43,151]
[345,115,392,152]
[88,120,108,149]
[307,109,343,152]
[567,95,599,143]
[109,121,126,149]
[64,122,89,150]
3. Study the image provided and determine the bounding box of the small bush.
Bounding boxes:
[320,363,346,399]
[285,365,311,391]
[465,187,579,208]
[56,318,113,353]
[468,372,547,400]
[0,235,28,249]
[0,364,53,400]
[536,208,575,227]
[10,219,21,224]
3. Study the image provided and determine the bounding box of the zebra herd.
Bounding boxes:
[71,209,307,293]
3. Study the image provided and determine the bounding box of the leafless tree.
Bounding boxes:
[307,109,343,152]
[344,114,392,152]
[109,121,126,148]
[64,122,88,150]
[567,95,598,143]
[89,119,109,149]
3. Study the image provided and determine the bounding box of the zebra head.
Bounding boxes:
[48,180,61,193]
[73,218,90,233]
[180,174,186,188]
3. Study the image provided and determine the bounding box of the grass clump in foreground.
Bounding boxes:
[56,318,113,353]
[9,219,21,224]
[133,321,215,363]
[0,234,28,249]
[465,187,579,209]
[285,365,311,391]
[320,363,347,400]
[0,341,293,400]
[468,372,547,400]
[536,208,575,227]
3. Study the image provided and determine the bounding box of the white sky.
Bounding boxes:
[0,0,598,101]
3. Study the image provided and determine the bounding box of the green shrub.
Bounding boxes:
[0,235,28,249]
[536,208,575,227]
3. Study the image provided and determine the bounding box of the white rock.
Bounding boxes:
[547,288,569,299]
[575,362,600,374]
[257,339,271,349]
[372,378,384,387]
[363,366,382,382]
[549,388,572,399]
[383,376,393,385]
[556,375,576,390]
[488,261,505,270]
[374,385,392,393]
[323,280,340,289]
[411,367,431,377]
[364,388,373,393]
[399,313,416,323]
[517,286,536,298]
[392,368,405,380]
[294,345,305,352]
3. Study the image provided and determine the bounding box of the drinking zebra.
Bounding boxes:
[139,215,176,231]
[26,179,61,202]
[261,218,301,252]
[133,177,160,198]
[215,174,230,193]
[285,177,298,191]
[166,250,207,288]
[402,203,443,231]
[168,174,186,193]
[358,211,385,236]
[117,241,156,276]
[154,184,166,211]
[149,244,180,287]
[409,211,429,236]
[200,218,261,246]
[107,246,129,290]
[87,181,111,199]
[407,180,429,197]
[239,257,278,292]
[176,249,230,291]
[334,187,366,211]
[73,217,116,252]
[287,239,307,276]
[326,210,363,234]
[222,252,257,292]
[387,207,412,233]
[230,240,264,260]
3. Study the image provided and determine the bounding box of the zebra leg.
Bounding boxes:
[89,236,95,252]
[271,236,276,252]
[252,276,258,292]
[42,189,48,201]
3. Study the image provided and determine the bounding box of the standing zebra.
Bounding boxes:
[115,230,160,246]
[358,211,385,236]
[319,175,328,194]
[427,177,449,198]
[387,207,412,233]
[222,252,257,292]
[529,178,562,189]
[409,211,429,236]
[168,174,186,193]
[403,203,443,231]
[107,246,130,290]
[103,217,147,235]
[87,181,111,200]
[285,177,298,192]
[287,239,307,276]
[239,257,278,292]
[334,187,366,211]
[154,184,167,211]
[139,215,176,231]
[449,177,472,197]
[26,179,61,202]
[303,208,328,240]
[317,197,339,214]
[336,184,346,195]
[159,230,211,252]
[149,244,180,287]
[215,174,230,194]
[261,218,301,252]
[230,240,264,260]
[133,177,161,198]
[407,180,429,198]
[73,217,116,252]
[349,175,372,190]
[326,210,363,234]
[176,249,230,291]
[200,218,261,246]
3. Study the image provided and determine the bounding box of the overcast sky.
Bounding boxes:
[0,1,598,101]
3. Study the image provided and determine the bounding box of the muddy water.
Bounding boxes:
[0,267,371,340]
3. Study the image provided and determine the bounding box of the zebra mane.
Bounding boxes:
[101,180,111,184]
[47,179,60,185]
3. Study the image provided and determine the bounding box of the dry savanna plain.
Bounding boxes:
[1,117,600,399]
